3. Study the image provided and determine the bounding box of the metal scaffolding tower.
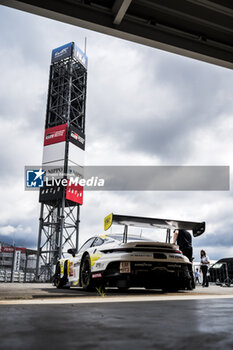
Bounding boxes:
[36,42,87,281]
[45,53,87,131]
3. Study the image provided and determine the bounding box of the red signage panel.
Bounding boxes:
[1,247,14,253]
[1,247,26,253]
[44,124,67,146]
[66,180,83,205]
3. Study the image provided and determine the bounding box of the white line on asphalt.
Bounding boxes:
[1,294,233,305]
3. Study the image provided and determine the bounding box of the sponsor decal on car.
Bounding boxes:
[69,261,74,277]
[131,253,153,257]
[60,260,65,275]
[167,264,181,268]
[92,273,102,279]
[95,262,105,270]
[169,254,183,259]
[134,263,152,267]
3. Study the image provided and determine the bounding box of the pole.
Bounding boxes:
[59,190,66,259]
[75,205,80,253]
[36,203,44,280]
[84,37,87,54]
[59,56,73,259]
[123,225,128,243]
[55,205,60,262]
[24,251,28,283]
[11,245,16,283]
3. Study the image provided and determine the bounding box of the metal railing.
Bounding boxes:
[209,262,232,287]
[0,270,36,283]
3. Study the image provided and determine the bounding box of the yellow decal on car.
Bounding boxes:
[60,261,65,275]
[90,253,103,266]
[99,234,107,239]
[104,213,113,231]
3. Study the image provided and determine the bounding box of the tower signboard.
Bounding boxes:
[36,42,88,280]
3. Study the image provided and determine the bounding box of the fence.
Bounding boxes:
[209,262,232,287]
[0,270,36,283]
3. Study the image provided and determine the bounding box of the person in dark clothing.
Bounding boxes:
[173,229,193,262]
[200,249,210,287]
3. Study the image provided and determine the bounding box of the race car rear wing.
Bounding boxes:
[104,213,205,243]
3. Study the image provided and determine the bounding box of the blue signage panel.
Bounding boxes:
[73,44,88,69]
[51,42,73,63]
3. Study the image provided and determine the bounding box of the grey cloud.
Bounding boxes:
[0,218,38,249]
[86,43,233,162]
[0,234,36,249]
[195,230,233,248]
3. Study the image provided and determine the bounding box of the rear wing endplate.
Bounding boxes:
[104,213,205,240]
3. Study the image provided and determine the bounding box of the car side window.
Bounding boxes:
[78,237,96,253]
[92,237,104,247]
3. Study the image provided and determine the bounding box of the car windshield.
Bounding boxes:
[212,263,224,268]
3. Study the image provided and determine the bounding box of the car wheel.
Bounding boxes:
[224,277,231,287]
[191,274,196,289]
[186,279,193,290]
[144,286,154,290]
[80,255,94,291]
[117,287,129,292]
[162,285,179,293]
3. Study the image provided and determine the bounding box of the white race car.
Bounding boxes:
[54,213,205,292]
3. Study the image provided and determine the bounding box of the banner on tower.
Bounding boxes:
[73,43,88,69]
[69,126,85,150]
[51,42,88,68]
[51,42,73,63]
[66,181,83,205]
[44,124,67,146]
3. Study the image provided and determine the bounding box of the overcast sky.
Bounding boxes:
[0,5,233,262]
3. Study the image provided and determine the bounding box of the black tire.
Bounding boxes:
[117,287,129,292]
[162,285,179,293]
[186,278,193,290]
[80,255,94,291]
[224,278,231,287]
[191,273,196,289]
[144,286,155,290]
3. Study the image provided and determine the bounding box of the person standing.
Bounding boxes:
[173,229,193,262]
[200,250,210,287]
[195,268,200,284]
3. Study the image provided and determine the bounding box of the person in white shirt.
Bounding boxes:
[200,249,210,287]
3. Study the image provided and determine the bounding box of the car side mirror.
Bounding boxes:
[67,248,76,257]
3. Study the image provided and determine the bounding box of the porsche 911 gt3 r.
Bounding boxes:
[54,213,205,292]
